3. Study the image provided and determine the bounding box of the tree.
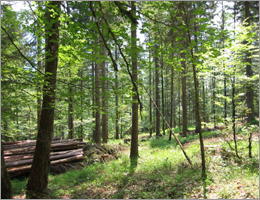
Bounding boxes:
[1,149,12,199]
[101,48,108,143]
[154,44,161,137]
[130,1,139,168]
[26,1,61,197]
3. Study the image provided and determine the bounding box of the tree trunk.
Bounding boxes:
[101,51,108,143]
[36,36,42,132]
[187,6,206,178]
[94,59,101,144]
[1,149,12,199]
[154,45,161,137]
[26,2,60,197]
[80,69,84,139]
[68,83,74,139]
[130,1,139,167]
[169,66,174,141]
[160,54,165,135]
[181,53,187,136]
[232,3,239,159]
[149,47,153,137]
[222,2,227,122]
[244,2,255,124]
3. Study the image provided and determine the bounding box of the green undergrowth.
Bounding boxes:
[149,130,220,149]
[11,131,258,199]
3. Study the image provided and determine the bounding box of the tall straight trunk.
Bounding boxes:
[222,2,227,121]
[160,54,165,135]
[212,67,216,128]
[101,56,108,143]
[80,69,84,139]
[244,1,255,124]
[115,46,119,139]
[232,71,239,158]
[115,72,119,139]
[1,149,12,199]
[232,3,239,158]
[178,75,181,129]
[202,79,207,123]
[36,37,42,132]
[130,1,139,166]
[149,49,153,137]
[154,46,161,137]
[244,2,255,158]
[169,66,174,141]
[26,2,60,197]
[92,61,95,139]
[94,59,101,144]
[181,53,187,136]
[188,7,206,178]
[68,84,74,139]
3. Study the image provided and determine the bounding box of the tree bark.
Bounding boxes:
[26,2,60,197]
[101,50,108,143]
[1,149,12,199]
[169,66,174,141]
[181,53,187,136]
[244,1,255,124]
[154,46,161,137]
[160,54,166,135]
[94,59,101,144]
[68,83,74,139]
[130,1,139,167]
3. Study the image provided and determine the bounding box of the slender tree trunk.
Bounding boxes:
[149,48,153,137]
[232,71,239,158]
[130,1,139,167]
[1,149,12,199]
[101,53,108,143]
[154,46,161,137]
[80,69,84,139]
[115,69,120,139]
[244,2,255,124]
[181,53,187,136]
[212,67,216,128]
[160,54,165,135]
[169,66,174,141]
[187,8,206,178]
[178,75,181,129]
[202,78,207,123]
[115,47,120,139]
[68,84,74,139]
[26,2,60,197]
[232,3,239,159]
[222,2,227,122]
[92,61,95,139]
[94,59,101,144]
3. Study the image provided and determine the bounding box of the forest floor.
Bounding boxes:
[12,130,258,199]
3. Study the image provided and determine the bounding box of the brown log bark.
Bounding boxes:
[8,155,84,176]
[6,149,83,168]
[130,1,139,168]
[1,149,12,199]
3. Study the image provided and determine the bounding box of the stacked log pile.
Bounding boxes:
[3,139,86,178]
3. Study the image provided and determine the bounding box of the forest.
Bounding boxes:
[1,1,259,199]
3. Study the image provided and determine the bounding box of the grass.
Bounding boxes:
[11,129,259,199]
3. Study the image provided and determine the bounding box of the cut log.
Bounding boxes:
[3,139,87,178]
[3,139,85,150]
[7,154,84,177]
[4,142,82,156]
[5,149,83,168]
[5,149,82,162]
